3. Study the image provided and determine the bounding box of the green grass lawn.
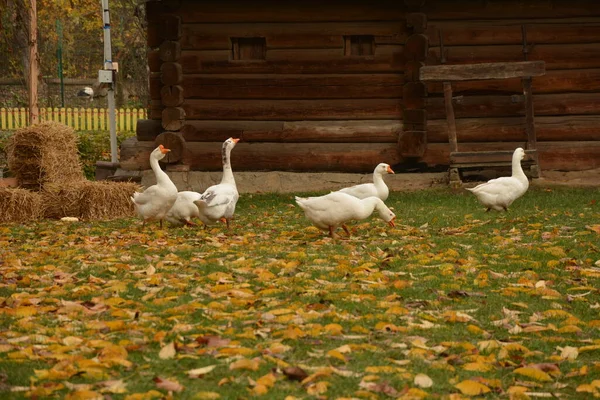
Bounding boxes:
[1,187,599,399]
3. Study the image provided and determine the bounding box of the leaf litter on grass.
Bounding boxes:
[0,187,599,398]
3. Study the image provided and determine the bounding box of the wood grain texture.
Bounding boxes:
[175,1,407,23]
[179,46,403,74]
[423,1,600,20]
[427,43,600,70]
[426,68,600,95]
[420,61,545,82]
[427,115,600,143]
[427,92,600,119]
[429,20,600,46]
[181,74,404,99]
[120,138,600,172]
[180,21,406,50]
[181,99,402,120]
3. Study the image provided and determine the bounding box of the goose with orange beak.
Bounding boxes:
[131,144,178,228]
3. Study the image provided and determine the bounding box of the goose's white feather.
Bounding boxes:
[338,163,395,200]
[295,191,395,237]
[193,138,240,226]
[466,147,529,211]
[165,191,203,226]
[131,145,178,225]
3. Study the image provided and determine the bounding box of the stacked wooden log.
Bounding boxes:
[122,0,600,174]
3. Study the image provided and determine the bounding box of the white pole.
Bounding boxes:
[101,0,118,163]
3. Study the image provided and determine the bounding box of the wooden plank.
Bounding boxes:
[404,34,428,61]
[428,115,600,143]
[175,115,600,144]
[443,82,458,153]
[427,43,600,70]
[450,150,537,165]
[175,1,407,23]
[121,140,403,172]
[422,141,600,171]
[136,119,163,141]
[420,61,545,82]
[161,107,185,131]
[398,130,426,157]
[155,131,186,164]
[120,138,600,172]
[426,68,600,95]
[428,20,600,46]
[159,41,181,62]
[179,47,404,74]
[423,1,600,20]
[181,120,399,143]
[160,62,182,85]
[161,85,184,107]
[427,92,600,119]
[181,99,402,121]
[180,21,406,51]
[181,74,404,99]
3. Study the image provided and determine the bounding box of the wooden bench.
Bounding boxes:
[420,61,546,186]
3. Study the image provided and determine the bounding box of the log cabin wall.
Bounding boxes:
[422,0,600,172]
[124,0,600,173]
[128,0,410,173]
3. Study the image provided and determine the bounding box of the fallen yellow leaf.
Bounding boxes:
[454,380,491,396]
[513,367,553,382]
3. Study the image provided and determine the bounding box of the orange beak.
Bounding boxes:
[387,166,395,174]
[388,217,396,228]
[231,138,240,143]
[159,144,171,154]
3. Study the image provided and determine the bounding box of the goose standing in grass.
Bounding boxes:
[295,191,396,238]
[165,191,203,227]
[193,138,240,228]
[338,163,395,201]
[131,145,178,228]
[466,147,529,211]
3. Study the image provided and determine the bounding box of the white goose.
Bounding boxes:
[194,138,240,228]
[295,191,396,238]
[165,191,203,227]
[131,145,178,228]
[338,163,395,201]
[466,147,529,211]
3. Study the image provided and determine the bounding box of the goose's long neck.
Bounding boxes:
[220,144,235,185]
[512,152,527,182]
[150,153,170,185]
[373,170,385,187]
[357,197,381,220]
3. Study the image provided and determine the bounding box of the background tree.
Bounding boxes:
[0,0,148,108]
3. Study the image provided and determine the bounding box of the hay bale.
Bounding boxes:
[80,181,140,220]
[7,121,84,190]
[42,181,140,220]
[0,188,44,223]
[42,182,86,219]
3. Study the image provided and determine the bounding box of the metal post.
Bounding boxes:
[102,0,118,163]
[56,19,65,107]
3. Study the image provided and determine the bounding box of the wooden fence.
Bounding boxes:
[0,107,147,131]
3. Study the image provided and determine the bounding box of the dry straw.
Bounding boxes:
[7,121,84,191]
[0,188,44,223]
[42,181,140,220]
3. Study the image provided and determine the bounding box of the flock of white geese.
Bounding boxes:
[131,139,530,238]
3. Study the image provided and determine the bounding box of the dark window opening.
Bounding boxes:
[231,37,266,60]
[344,35,374,56]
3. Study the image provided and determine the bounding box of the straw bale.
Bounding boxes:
[42,181,140,220]
[0,188,44,223]
[7,121,84,190]
[42,182,86,219]
[80,181,140,220]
